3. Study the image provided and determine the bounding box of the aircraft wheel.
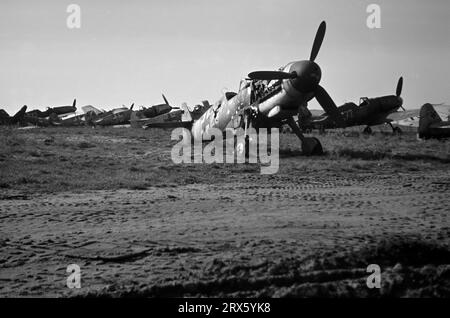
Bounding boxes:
[363,126,372,134]
[302,137,323,156]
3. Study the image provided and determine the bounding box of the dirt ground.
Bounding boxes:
[0,126,449,297]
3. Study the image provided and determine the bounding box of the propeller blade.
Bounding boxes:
[314,85,346,127]
[396,76,403,97]
[162,94,169,105]
[130,103,134,110]
[310,21,326,62]
[247,71,297,81]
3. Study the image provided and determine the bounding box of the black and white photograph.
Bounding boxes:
[0,0,449,305]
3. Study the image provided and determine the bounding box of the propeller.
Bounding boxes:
[162,94,169,105]
[310,21,326,62]
[396,77,403,97]
[315,85,345,127]
[248,71,297,81]
[130,103,134,110]
[396,77,405,111]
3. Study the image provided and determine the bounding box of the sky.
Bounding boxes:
[0,0,449,114]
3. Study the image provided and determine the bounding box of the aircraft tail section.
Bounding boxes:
[11,105,28,124]
[419,103,441,138]
[0,109,10,124]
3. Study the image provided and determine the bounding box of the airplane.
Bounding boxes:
[298,77,408,134]
[94,103,135,126]
[135,100,211,129]
[180,21,345,155]
[418,103,450,139]
[0,105,27,125]
[130,94,180,128]
[137,94,177,118]
[26,99,77,118]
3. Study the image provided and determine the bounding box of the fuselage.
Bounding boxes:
[95,109,133,126]
[138,104,172,119]
[305,95,403,129]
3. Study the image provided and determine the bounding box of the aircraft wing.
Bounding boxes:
[143,121,192,129]
[309,109,325,117]
[58,112,77,119]
[386,109,420,122]
[142,110,190,129]
[431,122,450,129]
[82,105,102,115]
[112,108,129,114]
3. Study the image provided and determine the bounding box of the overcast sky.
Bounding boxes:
[1,0,449,114]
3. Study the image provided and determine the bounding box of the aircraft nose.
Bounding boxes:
[289,60,322,93]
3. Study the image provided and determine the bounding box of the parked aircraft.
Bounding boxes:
[94,103,134,126]
[134,100,210,129]
[26,99,77,118]
[179,21,345,155]
[299,77,408,134]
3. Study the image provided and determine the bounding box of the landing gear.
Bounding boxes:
[287,117,323,155]
[233,112,254,159]
[388,122,402,134]
[363,126,372,134]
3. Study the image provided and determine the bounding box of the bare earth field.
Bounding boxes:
[0,126,449,297]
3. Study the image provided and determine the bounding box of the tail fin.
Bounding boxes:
[202,100,211,109]
[419,103,442,138]
[0,109,10,120]
[181,102,192,122]
[10,105,28,124]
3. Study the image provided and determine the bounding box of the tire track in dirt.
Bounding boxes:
[0,170,449,296]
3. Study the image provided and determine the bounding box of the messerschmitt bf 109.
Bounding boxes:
[299,77,410,134]
[181,21,345,155]
[92,103,135,126]
[26,99,77,118]
[130,94,183,128]
[136,99,211,129]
